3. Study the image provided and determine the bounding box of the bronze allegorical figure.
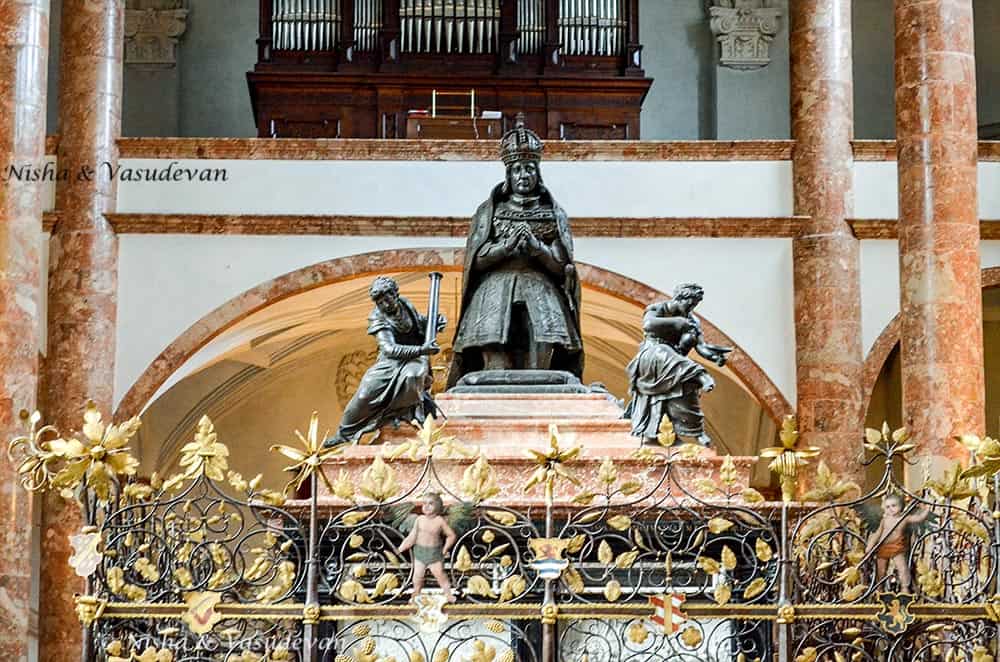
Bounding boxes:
[624,283,732,446]
[324,276,445,447]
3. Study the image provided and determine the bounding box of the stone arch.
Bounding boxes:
[115,248,793,426]
[862,266,1000,414]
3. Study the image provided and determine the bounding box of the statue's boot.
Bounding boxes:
[322,433,352,449]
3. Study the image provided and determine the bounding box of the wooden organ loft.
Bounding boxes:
[247,0,652,139]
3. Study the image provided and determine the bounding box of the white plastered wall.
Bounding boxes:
[95,156,1000,412]
[111,158,797,411]
[113,159,794,216]
[855,161,1000,357]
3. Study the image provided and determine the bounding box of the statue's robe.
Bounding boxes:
[448,183,583,386]
[334,297,435,442]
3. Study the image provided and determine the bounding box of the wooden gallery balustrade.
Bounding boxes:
[247,0,652,138]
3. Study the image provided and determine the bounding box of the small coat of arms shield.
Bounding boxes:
[528,538,571,580]
[876,591,915,635]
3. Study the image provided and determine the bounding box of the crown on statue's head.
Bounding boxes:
[500,113,543,165]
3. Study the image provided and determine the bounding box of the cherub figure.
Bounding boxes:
[396,492,461,603]
[865,493,929,592]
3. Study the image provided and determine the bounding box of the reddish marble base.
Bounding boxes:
[316,393,757,507]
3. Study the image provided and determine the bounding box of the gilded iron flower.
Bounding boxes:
[386,416,473,461]
[760,415,820,502]
[960,434,1000,480]
[270,412,342,496]
[179,416,229,481]
[801,461,860,503]
[7,410,61,492]
[862,422,915,458]
[524,424,582,493]
[48,403,141,501]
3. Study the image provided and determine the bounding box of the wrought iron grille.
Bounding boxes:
[10,407,1000,662]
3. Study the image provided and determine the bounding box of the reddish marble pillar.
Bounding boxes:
[0,2,49,658]
[790,0,865,478]
[895,0,984,475]
[38,1,123,660]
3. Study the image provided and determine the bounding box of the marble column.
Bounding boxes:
[895,0,984,475]
[790,0,865,478]
[0,2,49,659]
[39,1,123,660]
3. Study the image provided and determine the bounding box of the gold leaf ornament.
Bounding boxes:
[465,575,498,599]
[598,541,613,565]
[761,415,821,502]
[339,579,373,603]
[498,574,526,602]
[841,584,866,601]
[359,455,400,502]
[454,546,473,572]
[372,572,400,598]
[657,418,677,446]
[626,621,650,645]
[460,451,501,503]
[603,579,623,602]
[714,581,732,606]
[615,549,640,569]
[755,539,774,562]
[485,510,517,527]
[607,515,632,531]
[332,470,356,501]
[697,556,721,575]
[679,626,703,648]
[795,649,818,662]
[708,518,734,534]
[178,416,229,481]
[916,560,944,598]
[598,457,618,487]
[744,577,767,600]
[719,455,738,486]
[619,479,643,496]
[563,565,584,593]
[801,461,861,503]
[721,545,737,571]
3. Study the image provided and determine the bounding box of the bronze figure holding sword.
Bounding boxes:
[324,273,446,447]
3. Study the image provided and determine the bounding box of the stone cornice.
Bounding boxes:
[46,213,1000,239]
[39,137,1000,162]
[850,219,1000,240]
[99,213,808,237]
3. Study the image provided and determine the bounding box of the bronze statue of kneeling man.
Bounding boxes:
[624,283,731,447]
[324,276,445,447]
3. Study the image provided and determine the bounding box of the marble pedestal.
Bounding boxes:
[315,393,758,507]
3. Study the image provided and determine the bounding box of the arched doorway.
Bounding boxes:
[865,267,1000,437]
[120,251,791,487]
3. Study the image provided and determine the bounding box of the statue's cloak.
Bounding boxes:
[447,182,583,387]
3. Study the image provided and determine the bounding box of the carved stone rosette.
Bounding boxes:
[124,2,188,68]
[708,0,782,71]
